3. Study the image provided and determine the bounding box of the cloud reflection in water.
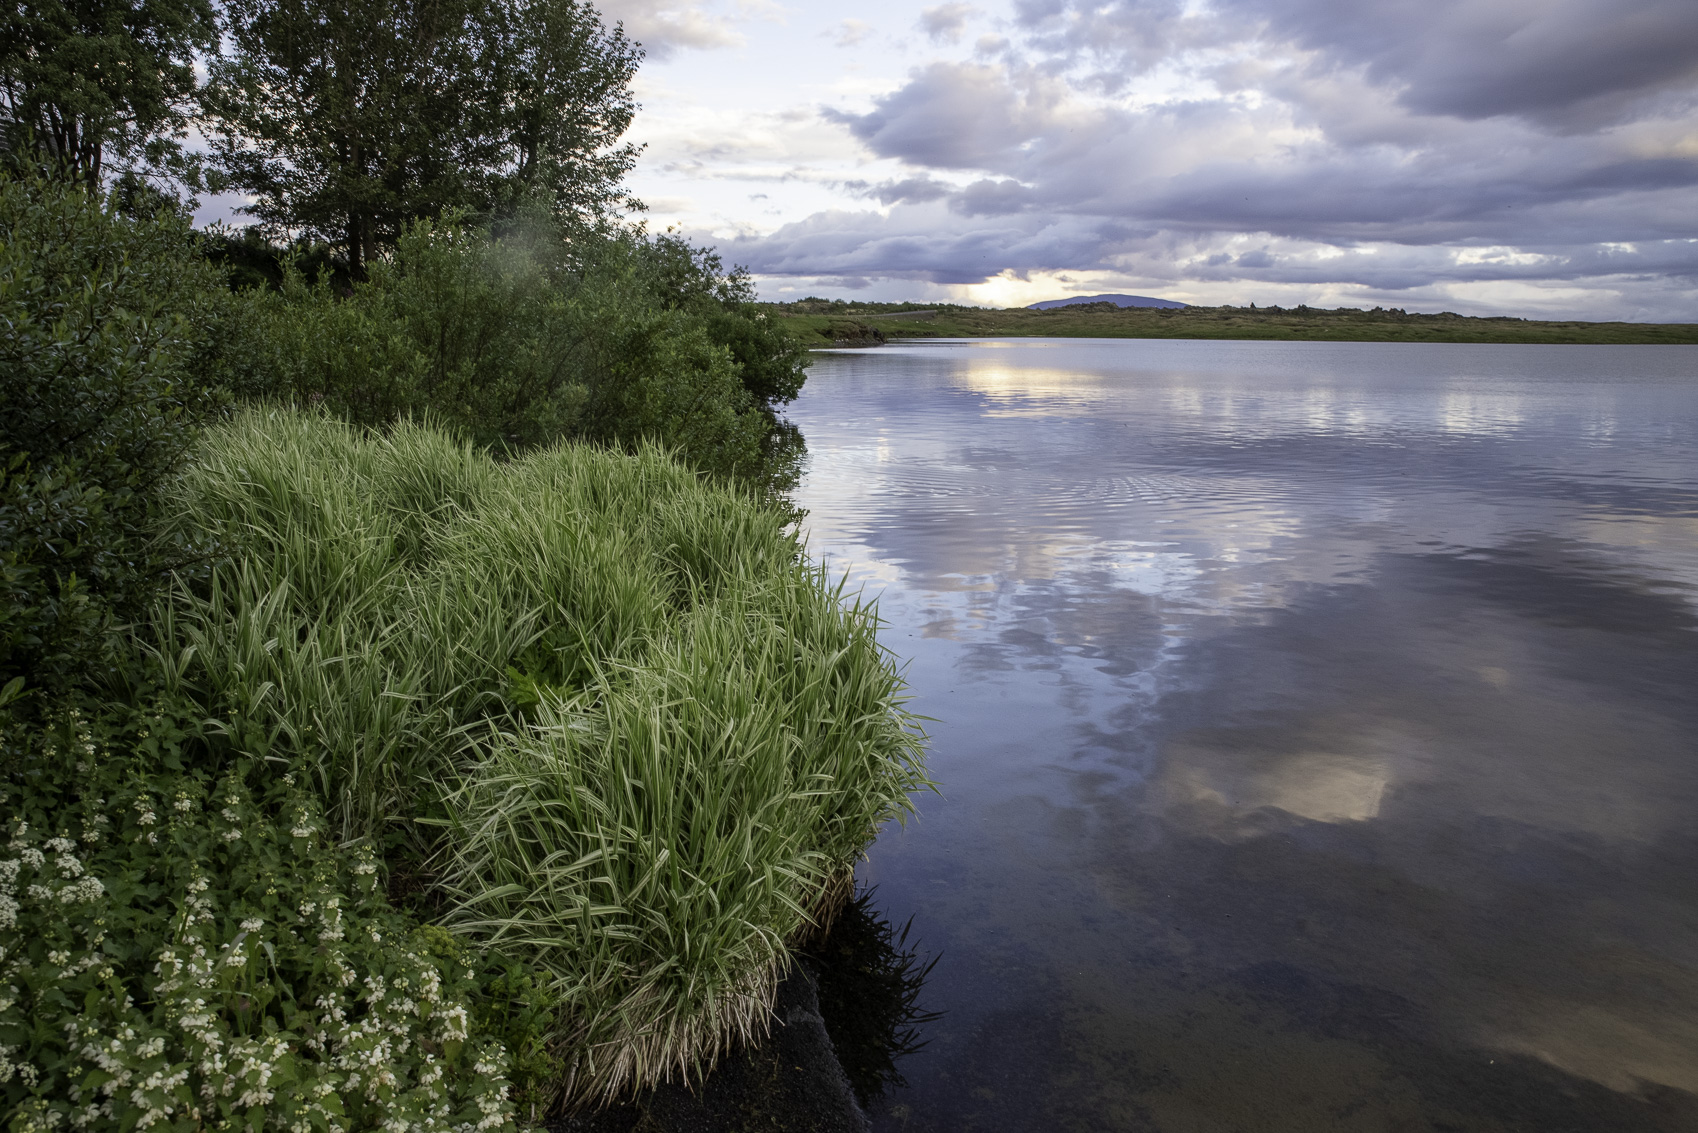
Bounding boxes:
[792,338,1698,1130]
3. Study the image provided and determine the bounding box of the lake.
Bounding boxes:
[788,339,1698,1133]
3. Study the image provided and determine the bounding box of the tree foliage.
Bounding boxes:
[0,0,215,185]
[205,0,640,276]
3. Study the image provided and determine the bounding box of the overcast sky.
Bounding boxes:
[597,0,1698,318]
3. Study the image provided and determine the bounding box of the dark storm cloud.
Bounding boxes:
[1215,0,1698,128]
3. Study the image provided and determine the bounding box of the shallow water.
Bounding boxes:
[788,339,1698,1132]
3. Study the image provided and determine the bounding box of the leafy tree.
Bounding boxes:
[0,0,215,185]
[205,0,640,277]
[483,0,641,219]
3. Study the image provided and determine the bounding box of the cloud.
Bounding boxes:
[596,0,741,58]
[920,3,976,45]
[829,19,874,48]
[826,62,1070,170]
[754,2,1698,314]
[1012,0,1221,82]
[842,176,958,205]
[1019,0,1698,129]
[629,0,1698,316]
[1218,0,1698,129]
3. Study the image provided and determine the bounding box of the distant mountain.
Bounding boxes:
[1028,293,1187,310]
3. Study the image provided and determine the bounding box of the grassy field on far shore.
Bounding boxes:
[768,299,1698,347]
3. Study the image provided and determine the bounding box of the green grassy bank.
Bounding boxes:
[772,298,1698,346]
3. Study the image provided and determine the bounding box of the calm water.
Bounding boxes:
[788,339,1698,1133]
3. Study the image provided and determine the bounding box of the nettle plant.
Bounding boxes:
[0,702,518,1133]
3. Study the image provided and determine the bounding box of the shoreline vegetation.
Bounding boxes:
[0,175,930,1130]
[770,297,1698,347]
[2,0,942,1123]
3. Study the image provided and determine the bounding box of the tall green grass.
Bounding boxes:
[155,408,928,1108]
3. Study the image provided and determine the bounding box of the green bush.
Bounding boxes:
[0,177,223,695]
[153,410,929,1109]
[611,233,808,408]
[224,218,799,485]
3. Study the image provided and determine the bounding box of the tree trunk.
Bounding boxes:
[348,215,365,281]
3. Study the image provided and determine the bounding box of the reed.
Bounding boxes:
[155,408,929,1109]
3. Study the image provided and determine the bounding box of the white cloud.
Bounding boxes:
[596,0,743,58]
[829,19,875,48]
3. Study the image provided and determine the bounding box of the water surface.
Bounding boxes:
[789,339,1698,1132]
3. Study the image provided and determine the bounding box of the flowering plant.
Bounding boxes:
[0,701,518,1133]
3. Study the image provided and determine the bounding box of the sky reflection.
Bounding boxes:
[792,338,1698,1131]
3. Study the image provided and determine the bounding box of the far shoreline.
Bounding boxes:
[769,300,1698,348]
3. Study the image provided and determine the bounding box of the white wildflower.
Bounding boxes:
[437,1005,469,1042]
[60,877,104,904]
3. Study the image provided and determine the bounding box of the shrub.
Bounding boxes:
[612,233,808,408]
[0,176,223,695]
[225,218,793,485]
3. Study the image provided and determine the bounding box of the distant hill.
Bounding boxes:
[1029,293,1187,310]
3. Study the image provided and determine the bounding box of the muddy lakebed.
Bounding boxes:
[787,338,1698,1132]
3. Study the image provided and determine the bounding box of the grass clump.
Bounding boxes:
[153,409,929,1111]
